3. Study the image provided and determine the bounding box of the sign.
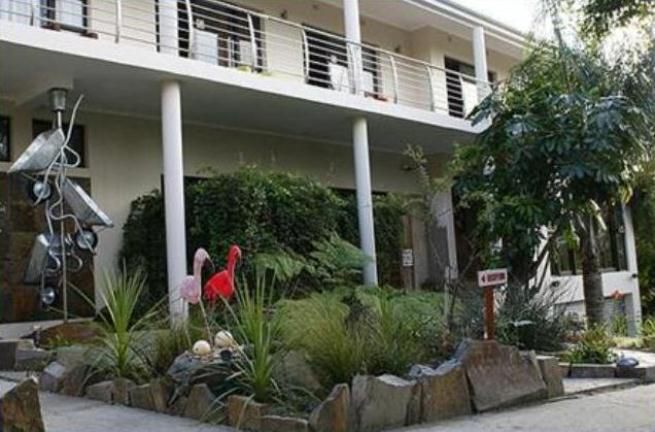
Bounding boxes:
[401,249,414,267]
[477,268,508,287]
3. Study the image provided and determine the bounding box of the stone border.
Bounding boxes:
[560,362,655,382]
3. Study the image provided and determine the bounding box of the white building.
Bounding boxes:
[0,0,641,335]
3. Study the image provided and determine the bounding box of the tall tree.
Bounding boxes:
[452,31,652,325]
[578,0,654,38]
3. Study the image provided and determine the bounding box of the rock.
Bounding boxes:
[39,361,67,393]
[406,378,422,426]
[453,340,547,412]
[277,351,322,394]
[14,348,52,371]
[0,339,20,369]
[130,384,156,411]
[112,378,136,405]
[309,383,350,432]
[60,364,89,396]
[410,361,472,423]
[0,378,45,432]
[168,396,188,417]
[537,356,564,398]
[261,415,309,432]
[351,374,417,432]
[569,364,616,379]
[183,383,216,421]
[85,380,113,403]
[227,395,269,431]
[55,345,88,368]
[150,379,172,413]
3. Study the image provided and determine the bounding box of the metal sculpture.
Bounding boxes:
[204,245,241,303]
[10,88,113,319]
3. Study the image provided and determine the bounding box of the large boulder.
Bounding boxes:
[130,379,172,413]
[0,377,45,432]
[351,374,417,432]
[408,361,472,422]
[227,395,269,430]
[454,340,547,412]
[60,365,90,397]
[85,381,114,403]
[309,383,350,432]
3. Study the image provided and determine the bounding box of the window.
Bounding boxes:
[40,0,88,33]
[33,119,86,168]
[444,57,495,118]
[0,116,9,162]
[305,27,380,96]
[550,206,628,276]
[175,1,262,69]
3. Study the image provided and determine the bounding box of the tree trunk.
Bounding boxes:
[580,220,605,327]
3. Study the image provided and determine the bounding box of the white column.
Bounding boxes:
[159,0,179,55]
[343,0,363,94]
[353,117,378,285]
[622,206,642,336]
[343,0,377,285]
[161,80,188,324]
[472,26,489,101]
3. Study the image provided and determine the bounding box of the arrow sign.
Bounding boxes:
[477,268,508,288]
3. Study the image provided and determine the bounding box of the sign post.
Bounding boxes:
[477,268,508,340]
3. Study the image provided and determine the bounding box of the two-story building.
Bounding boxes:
[0,0,641,335]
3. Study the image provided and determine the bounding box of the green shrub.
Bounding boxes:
[121,169,406,309]
[643,317,655,351]
[564,326,616,364]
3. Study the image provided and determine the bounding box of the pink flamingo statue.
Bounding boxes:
[204,245,241,303]
[180,248,213,305]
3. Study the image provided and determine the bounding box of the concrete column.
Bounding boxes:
[472,26,489,101]
[159,0,179,55]
[353,116,378,285]
[161,80,188,324]
[622,205,642,336]
[433,190,458,281]
[343,0,363,94]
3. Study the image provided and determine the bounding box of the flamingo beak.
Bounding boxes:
[205,257,215,273]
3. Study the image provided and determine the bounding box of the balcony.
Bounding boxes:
[0,0,491,123]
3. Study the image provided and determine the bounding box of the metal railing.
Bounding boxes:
[0,0,491,118]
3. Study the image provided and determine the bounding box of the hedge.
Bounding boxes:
[120,168,405,308]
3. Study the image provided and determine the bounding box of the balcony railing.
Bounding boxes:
[0,0,491,118]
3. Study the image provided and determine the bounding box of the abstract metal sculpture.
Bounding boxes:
[10,88,113,319]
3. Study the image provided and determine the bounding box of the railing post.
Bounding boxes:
[388,54,399,104]
[115,0,122,43]
[301,28,310,82]
[185,0,195,58]
[247,13,257,69]
[426,65,436,111]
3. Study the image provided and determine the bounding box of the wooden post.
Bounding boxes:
[484,286,495,340]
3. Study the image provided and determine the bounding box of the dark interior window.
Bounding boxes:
[305,27,380,95]
[550,205,628,276]
[33,119,86,168]
[40,0,89,33]
[444,57,495,118]
[176,1,262,69]
[0,116,9,162]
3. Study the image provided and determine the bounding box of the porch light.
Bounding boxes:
[62,178,114,228]
[8,128,66,173]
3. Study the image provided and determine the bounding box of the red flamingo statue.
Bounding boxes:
[204,245,241,303]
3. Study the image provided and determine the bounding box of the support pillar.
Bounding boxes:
[353,116,378,285]
[472,26,489,101]
[161,80,188,324]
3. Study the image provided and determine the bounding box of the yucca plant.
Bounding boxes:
[222,273,281,403]
[89,268,156,382]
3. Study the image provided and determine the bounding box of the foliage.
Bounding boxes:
[278,289,442,390]
[578,0,654,38]
[309,234,371,288]
[564,326,616,364]
[631,185,655,315]
[643,316,655,351]
[89,268,155,382]
[278,292,365,390]
[222,274,281,403]
[121,169,406,308]
[149,313,206,377]
[496,286,569,352]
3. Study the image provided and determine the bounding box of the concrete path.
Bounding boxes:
[396,384,655,432]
